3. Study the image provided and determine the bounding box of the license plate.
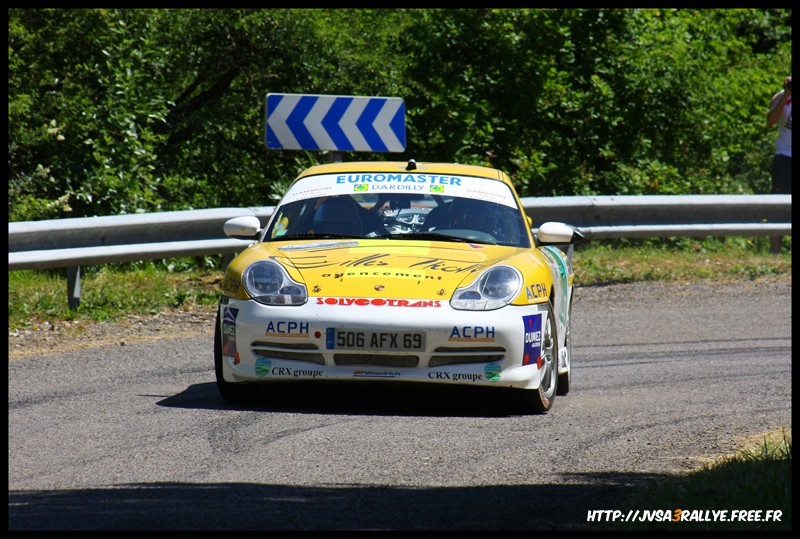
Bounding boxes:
[326,328,425,351]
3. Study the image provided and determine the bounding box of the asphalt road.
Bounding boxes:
[8,279,792,530]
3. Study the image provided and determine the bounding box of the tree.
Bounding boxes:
[8,8,792,222]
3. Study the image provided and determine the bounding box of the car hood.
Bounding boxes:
[228,238,549,301]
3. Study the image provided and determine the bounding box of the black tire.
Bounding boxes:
[508,302,559,414]
[557,295,573,396]
[214,308,259,405]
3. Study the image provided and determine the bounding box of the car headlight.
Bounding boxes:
[450,265,522,311]
[242,260,307,305]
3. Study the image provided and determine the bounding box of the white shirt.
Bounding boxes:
[772,90,792,157]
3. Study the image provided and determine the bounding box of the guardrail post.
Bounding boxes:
[67,266,81,311]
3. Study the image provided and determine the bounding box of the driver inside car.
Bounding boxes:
[423,197,523,244]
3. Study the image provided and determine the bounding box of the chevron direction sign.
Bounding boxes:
[266,93,406,153]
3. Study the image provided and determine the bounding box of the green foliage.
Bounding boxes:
[8,8,792,222]
[9,9,172,218]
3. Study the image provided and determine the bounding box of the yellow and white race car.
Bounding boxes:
[216,160,582,413]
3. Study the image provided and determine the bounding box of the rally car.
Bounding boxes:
[215,160,582,413]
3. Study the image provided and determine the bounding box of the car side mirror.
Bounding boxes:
[223,216,262,239]
[536,221,584,245]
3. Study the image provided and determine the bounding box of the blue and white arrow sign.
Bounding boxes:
[266,93,406,153]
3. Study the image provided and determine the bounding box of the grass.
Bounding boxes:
[571,238,792,284]
[6,238,792,530]
[607,428,792,531]
[8,262,223,329]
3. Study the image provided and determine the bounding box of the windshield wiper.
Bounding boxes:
[271,233,361,241]
[382,232,491,244]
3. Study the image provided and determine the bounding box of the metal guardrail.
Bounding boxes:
[8,207,276,271]
[523,194,791,238]
[8,195,792,309]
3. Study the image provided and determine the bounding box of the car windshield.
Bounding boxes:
[263,173,531,248]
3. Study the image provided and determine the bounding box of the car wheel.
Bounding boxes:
[557,295,573,396]
[509,302,559,414]
[214,308,259,405]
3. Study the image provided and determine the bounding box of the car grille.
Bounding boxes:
[250,342,506,368]
[429,346,506,367]
[251,341,324,365]
[334,354,420,368]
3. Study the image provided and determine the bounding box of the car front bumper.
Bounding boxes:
[219,297,551,390]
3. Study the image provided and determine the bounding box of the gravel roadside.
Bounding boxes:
[8,307,217,359]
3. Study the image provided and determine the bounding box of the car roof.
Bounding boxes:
[295,161,512,186]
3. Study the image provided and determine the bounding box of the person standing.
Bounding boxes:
[767,75,792,254]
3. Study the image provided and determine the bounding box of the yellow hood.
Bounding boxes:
[223,239,553,303]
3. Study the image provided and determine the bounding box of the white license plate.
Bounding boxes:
[326,329,425,351]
